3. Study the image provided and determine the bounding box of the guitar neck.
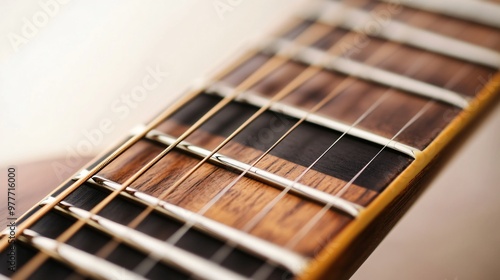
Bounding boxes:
[2,0,500,279]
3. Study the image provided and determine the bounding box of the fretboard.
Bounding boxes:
[2,0,500,279]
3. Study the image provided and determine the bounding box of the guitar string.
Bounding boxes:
[132,0,445,276]
[10,11,335,280]
[252,30,492,280]
[14,0,476,278]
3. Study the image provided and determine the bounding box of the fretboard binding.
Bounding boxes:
[304,1,500,69]
[14,229,147,280]
[40,197,248,280]
[74,170,309,274]
[207,82,421,159]
[140,130,364,217]
[381,0,500,29]
[263,38,471,109]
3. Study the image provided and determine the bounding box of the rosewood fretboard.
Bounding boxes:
[1,0,499,279]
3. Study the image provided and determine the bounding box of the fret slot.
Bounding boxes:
[305,1,500,69]
[207,82,421,158]
[74,170,309,274]
[263,38,471,109]
[381,0,500,29]
[142,130,363,217]
[40,197,250,280]
[16,229,147,280]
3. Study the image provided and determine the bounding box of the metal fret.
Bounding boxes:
[15,229,146,280]
[74,170,309,274]
[138,130,364,217]
[381,0,500,29]
[40,197,248,280]
[263,38,471,109]
[305,1,500,69]
[207,82,421,158]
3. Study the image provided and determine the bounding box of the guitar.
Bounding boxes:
[1,0,499,279]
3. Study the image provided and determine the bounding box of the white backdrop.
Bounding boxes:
[0,1,499,279]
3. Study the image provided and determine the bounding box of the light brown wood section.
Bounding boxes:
[96,120,377,257]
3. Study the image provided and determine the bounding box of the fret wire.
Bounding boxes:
[144,130,363,216]
[10,14,323,280]
[309,1,500,69]
[263,38,471,109]
[207,82,421,158]
[17,229,147,280]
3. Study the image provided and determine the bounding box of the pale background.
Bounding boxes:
[0,1,499,279]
